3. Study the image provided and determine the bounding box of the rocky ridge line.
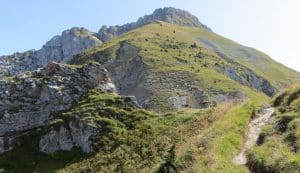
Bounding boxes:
[0,27,102,78]
[97,7,212,41]
[0,7,211,78]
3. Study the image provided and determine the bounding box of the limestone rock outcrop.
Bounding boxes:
[0,27,102,78]
[39,121,98,154]
[218,66,275,96]
[0,61,115,153]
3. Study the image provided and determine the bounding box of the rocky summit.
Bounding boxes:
[0,27,102,78]
[0,6,300,173]
[97,7,212,41]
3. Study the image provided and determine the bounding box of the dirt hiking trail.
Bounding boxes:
[233,107,275,165]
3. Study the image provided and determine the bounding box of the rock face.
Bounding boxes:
[105,42,146,95]
[0,61,116,152]
[72,41,149,104]
[39,121,98,154]
[0,27,102,78]
[97,7,211,41]
[218,66,275,96]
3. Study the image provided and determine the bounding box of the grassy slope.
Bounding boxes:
[0,89,269,173]
[73,21,299,90]
[71,22,292,111]
[190,26,300,88]
[73,21,241,93]
[1,22,296,172]
[247,83,300,173]
[194,90,269,173]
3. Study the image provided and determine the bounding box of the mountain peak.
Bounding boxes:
[140,7,211,30]
[97,7,211,41]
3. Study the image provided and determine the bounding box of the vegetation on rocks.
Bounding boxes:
[0,86,269,173]
[70,22,286,112]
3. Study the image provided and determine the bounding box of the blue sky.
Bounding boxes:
[1,0,300,71]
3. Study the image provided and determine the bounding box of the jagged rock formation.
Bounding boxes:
[0,27,102,78]
[0,61,115,153]
[97,7,211,41]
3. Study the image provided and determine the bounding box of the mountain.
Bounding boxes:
[0,7,300,173]
[0,27,102,77]
[97,7,212,41]
[0,7,210,78]
[70,21,299,111]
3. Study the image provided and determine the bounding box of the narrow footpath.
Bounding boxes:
[233,107,275,165]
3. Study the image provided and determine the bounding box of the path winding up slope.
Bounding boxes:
[233,107,275,165]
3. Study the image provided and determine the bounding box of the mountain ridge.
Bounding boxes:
[0,27,102,77]
[0,7,211,78]
[97,7,212,41]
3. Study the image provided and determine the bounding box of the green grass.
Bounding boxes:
[0,88,269,173]
[248,137,300,173]
[0,89,253,173]
[129,22,299,89]
[246,83,300,173]
[70,22,284,111]
[183,24,300,89]
[194,91,269,173]
[58,89,251,173]
[1,21,296,172]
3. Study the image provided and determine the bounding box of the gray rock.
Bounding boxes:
[69,121,98,153]
[169,94,188,109]
[105,42,146,95]
[39,120,99,154]
[39,126,73,154]
[0,27,102,78]
[218,66,275,96]
[0,111,50,136]
[39,119,99,154]
[0,61,115,142]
